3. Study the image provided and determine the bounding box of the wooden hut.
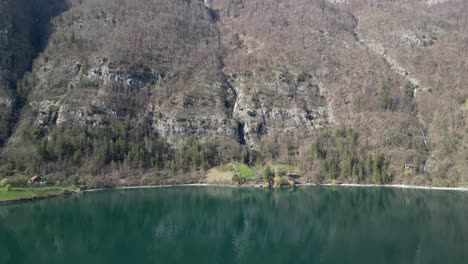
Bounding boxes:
[28,176,45,185]
[287,173,300,183]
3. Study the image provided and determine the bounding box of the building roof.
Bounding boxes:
[287,173,300,178]
[30,176,41,182]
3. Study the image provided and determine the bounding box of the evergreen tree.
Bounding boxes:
[144,136,153,154]
[357,163,363,182]
[405,82,416,98]
[310,141,319,160]
[380,82,393,110]
[329,160,336,180]
[115,137,126,160]
[347,129,356,160]
[340,165,347,180]
[199,149,207,170]
[72,150,81,164]
[79,59,88,80]
[175,150,184,168]
[321,159,329,177]
[340,157,352,180]
[169,160,176,175]
[338,140,345,160]
[381,167,388,183]
[352,163,357,181]
[152,160,159,184]
[191,143,199,169]
[365,154,372,174]
[373,158,381,184]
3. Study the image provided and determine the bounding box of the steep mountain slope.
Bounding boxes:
[0,0,466,187]
[0,0,68,145]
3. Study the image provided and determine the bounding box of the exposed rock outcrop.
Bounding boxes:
[0,0,466,184]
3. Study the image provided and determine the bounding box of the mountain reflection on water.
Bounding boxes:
[1,186,467,264]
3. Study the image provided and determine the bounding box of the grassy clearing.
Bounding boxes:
[231,163,258,180]
[206,165,234,184]
[206,162,258,184]
[0,186,80,203]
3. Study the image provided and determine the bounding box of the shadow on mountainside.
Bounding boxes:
[0,0,70,146]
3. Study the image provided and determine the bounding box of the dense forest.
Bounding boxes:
[0,0,466,187]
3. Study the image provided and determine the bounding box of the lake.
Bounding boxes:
[1,186,467,264]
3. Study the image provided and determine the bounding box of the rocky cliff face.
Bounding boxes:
[0,0,68,145]
[0,0,466,186]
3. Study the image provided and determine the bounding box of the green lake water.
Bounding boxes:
[1,186,468,264]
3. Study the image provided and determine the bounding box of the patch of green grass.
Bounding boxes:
[0,186,80,202]
[205,162,258,184]
[230,163,258,181]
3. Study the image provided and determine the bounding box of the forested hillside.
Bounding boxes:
[0,0,466,187]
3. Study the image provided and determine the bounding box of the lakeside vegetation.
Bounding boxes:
[0,175,80,203]
[206,162,259,185]
[1,126,397,187]
[231,163,258,184]
[0,186,80,203]
[206,162,299,188]
[0,123,461,199]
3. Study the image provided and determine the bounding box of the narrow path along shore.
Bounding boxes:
[318,183,468,192]
[82,183,468,193]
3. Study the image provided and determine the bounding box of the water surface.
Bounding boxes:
[1,186,467,264]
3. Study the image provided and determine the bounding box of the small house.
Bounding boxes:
[287,173,300,183]
[27,176,46,185]
[404,163,415,171]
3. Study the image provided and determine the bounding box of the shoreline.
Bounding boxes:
[83,182,468,193]
[82,183,262,193]
[2,183,467,205]
[0,190,79,205]
[318,183,468,192]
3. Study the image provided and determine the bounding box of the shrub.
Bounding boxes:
[262,165,273,184]
[247,110,257,117]
[232,172,245,185]
[310,141,319,160]
[273,176,282,188]
[297,72,307,83]
[4,184,12,192]
[380,82,394,110]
